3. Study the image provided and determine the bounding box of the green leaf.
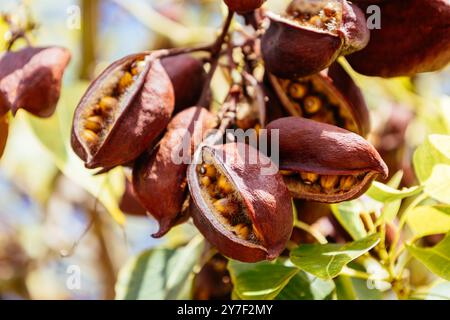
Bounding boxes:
[407,233,450,281]
[413,135,450,183]
[115,236,204,300]
[367,182,422,203]
[228,261,298,300]
[290,234,380,280]
[331,200,367,240]
[424,164,450,205]
[407,206,450,238]
[275,271,335,300]
[334,276,357,300]
[377,171,406,223]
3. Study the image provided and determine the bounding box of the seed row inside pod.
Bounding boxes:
[197,157,261,244]
[80,57,148,152]
[287,0,341,33]
[277,77,358,133]
[280,170,365,195]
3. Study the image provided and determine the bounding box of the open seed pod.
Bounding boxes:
[0,115,8,158]
[268,62,370,136]
[224,0,266,13]
[161,55,206,112]
[262,0,369,78]
[188,143,293,262]
[266,117,388,203]
[348,0,450,77]
[71,52,175,170]
[0,46,71,117]
[133,107,216,238]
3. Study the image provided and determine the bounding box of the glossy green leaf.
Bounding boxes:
[228,261,298,300]
[377,171,405,223]
[367,182,422,203]
[115,236,204,300]
[334,276,357,300]
[407,206,450,238]
[414,135,450,183]
[331,200,367,240]
[275,271,335,300]
[290,234,380,280]
[407,233,450,281]
[424,164,450,205]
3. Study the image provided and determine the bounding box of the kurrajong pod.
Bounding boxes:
[0,46,71,117]
[266,117,388,203]
[187,143,293,262]
[161,55,206,112]
[224,0,266,14]
[268,62,370,136]
[262,0,369,78]
[119,179,148,217]
[193,254,232,300]
[348,0,450,77]
[71,52,175,170]
[0,115,8,158]
[133,107,216,238]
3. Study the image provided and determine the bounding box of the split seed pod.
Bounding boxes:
[262,0,369,78]
[267,117,388,203]
[161,55,206,112]
[71,52,175,170]
[224,0,266,13]
[268,62,370,136]
[187,143,293,262]
[133,107,216,238]
[0,115,8,158]
[0,46,71,117]
[348,0,450,77]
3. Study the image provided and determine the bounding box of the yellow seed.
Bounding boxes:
[320,175,339,191]
[119,72,133,93]
[202,164,217,178]
[233,224,250,239]
[214,198,239,217]
[300,172,319,184]
[85,116,103,132]
[99,96,118,114]
[289,82,308,99]
[81,129,99,145]
[200,176,212,187]
[309,15,323,28]
[339,176,356,191]
[218,175,234,194]
[280,170,295,176]
[131,60,146,75]
[303,96,323,114]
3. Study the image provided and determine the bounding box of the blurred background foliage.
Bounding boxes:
[0,0,448,300]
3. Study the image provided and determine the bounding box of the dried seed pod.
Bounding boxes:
[71,52,175,169]
[268,62,370,136]
[119,179,148,217]
[267,117,388,203]
[262,0,369,78]
[161,55,206,112]
[133,107,216,237]
[0,115,8,158]
[348,0,450,77]
[224,0,266,13]
[193,254,232,300]
[188,143,293,262]
[0,46,71,117]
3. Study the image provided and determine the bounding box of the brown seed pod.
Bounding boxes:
[71,52,175,170]
[268,62,370,136]
[119,179,148,217]
[187,143,293,262]
[133,107,216,238]
[0,115,8,158]
[193,254,232,300]
[161,55,206,112]
[266,117,388,203]
[262,0,369,78]
[224,0,266,14]
[348,0,450,77]
[0,46,71,117]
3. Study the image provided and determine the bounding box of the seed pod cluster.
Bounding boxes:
[0,46,71,117]
[71,52,175,170]
[348,0,450,77]
[262,0,369,78]
[133,107,216,237]
[224,0,266,14]
[188,143,293,262]
[267,117,388,203]
[269,63,370,136]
